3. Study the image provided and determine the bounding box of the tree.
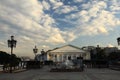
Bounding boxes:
[90,48,107,60]
[0,51,21,67]
[11,54,21,67]
[108,52,120,61]
[0,51,10,64]
[96,49,107,60]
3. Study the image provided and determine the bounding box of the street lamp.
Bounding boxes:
[33,46,38,60]
[7,36,17,73]
[41,49,45,61]
[117,37,120,45]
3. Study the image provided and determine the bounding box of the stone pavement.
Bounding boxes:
[0,66,120,80]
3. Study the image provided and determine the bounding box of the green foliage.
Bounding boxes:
[11,54,21,66]
[108,52,120,61]
[96,49,106,60]
[0,51,21,66]
[90,47,108,61]
[0,51,10,64]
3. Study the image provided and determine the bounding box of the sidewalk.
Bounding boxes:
[0,69,27,73]
[13,69,27,73]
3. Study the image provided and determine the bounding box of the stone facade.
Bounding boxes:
[47,45,90,62]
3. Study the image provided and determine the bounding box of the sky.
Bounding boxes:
[0,0,120,58]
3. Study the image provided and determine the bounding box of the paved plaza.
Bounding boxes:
[0,66,120,80]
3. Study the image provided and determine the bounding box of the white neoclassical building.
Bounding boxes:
[47,45,90,62]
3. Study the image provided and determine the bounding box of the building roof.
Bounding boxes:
[48,45,86,53]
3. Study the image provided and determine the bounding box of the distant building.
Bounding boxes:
[104,47,118,56]
[88,45,119,60]
[35,49,47,61]
[20,56,31,61]
[82,46,96,51]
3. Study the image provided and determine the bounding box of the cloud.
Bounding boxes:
[21,36,32,41]
[107,44,114,47]
[73,0,83,3]
[45,33,66,44]
[49,0,63,9]
[109,0,120,12]
[0,0,68,57]
[42,45,50,49]
[66,0,120,36]
[0,0,67,45]
[0,42,5,46]
[0,0,120,58]
[55,5,78,14]
[81,2,91,9]
[41,0,50,10]
[61,31,76,42]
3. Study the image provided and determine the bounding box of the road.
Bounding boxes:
[0,66,120,80]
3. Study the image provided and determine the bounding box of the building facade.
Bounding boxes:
[47,45,90,62]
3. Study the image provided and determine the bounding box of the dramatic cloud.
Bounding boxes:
[0,0,66,57]
[66,0,120,36]
[0,0,120,58]
[0,0,66,45]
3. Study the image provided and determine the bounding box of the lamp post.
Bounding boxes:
[33,46,38,60]
[117,37,120,45]
[7,36,17,73]
[41,49,45,62]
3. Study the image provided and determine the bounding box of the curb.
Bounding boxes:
[13,69,27,73]
[0,69,27,73]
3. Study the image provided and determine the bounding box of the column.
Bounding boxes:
[60,54,62,62]
[59,54,62,62]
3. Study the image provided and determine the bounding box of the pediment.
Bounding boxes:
[49,45,85,53]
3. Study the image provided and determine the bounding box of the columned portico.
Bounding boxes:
[47,45,90,62]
